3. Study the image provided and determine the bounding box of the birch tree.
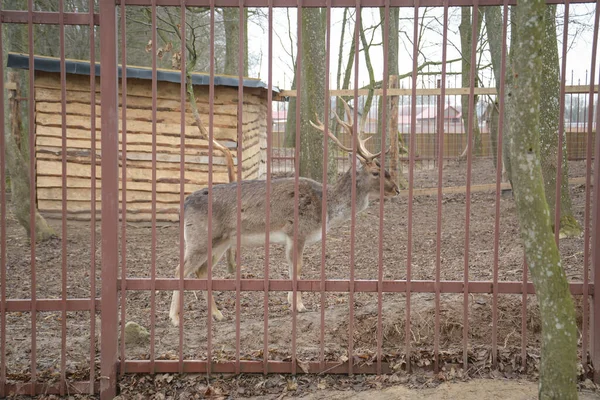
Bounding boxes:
[508,0,578,396]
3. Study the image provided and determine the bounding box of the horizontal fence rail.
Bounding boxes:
[0,0,598,397]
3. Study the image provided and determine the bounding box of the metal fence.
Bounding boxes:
[0,0,599,399]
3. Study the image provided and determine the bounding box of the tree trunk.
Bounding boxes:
[483,7,502,169]
[509,0,578,397]
[389,76,399,184]
[223,7,249,76]
[377,7,407,188]
[298,8,335,181]
[283,73,297,148]
[503,5,518,185]
[334,17,357,138]
[486,101,500,169]
[459,7,482,159]
[284,9,334,180]
[539,5,581,238]
[6,72,56,242]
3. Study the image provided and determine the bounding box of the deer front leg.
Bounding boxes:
[286,239,307,313]
[170,256,205,327]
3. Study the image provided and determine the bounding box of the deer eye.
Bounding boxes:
[372,171,379,177]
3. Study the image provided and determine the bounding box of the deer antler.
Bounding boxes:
[333,98,382,162]
[310,113,354,153]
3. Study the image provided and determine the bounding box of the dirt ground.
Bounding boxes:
[2,158,597,395]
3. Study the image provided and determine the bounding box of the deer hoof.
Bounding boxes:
[213,309,225,321]
[296,303,308,313]
[170,313,180,327]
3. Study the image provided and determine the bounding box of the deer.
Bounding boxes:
[169,99,400,326]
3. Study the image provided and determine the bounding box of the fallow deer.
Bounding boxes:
[169,99,400,326]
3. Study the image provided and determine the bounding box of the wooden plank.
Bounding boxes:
[36,125,232,146]
[38,187,216,203]
[278,85,599,97]
[36,144,237,166]
[35,112,239,141]
[35,88,266,115]
[36,159,231,183]
[38,199,182,214]
[37,175,222,194]
[37,153,235,173]
[35,101,263,128]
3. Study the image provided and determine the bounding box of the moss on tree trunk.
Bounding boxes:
[539,5,581,238]
[509,0,578,397]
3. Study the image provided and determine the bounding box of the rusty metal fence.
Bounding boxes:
[0,0,599,398]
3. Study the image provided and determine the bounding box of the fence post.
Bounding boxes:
[592,112,600,383]
[99,0,119,398]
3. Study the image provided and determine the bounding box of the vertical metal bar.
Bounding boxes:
[292,2,302,376]
[119,0,128,378]
[378,0,391,376]
[554,0,570,244]
[434,0,449,374]
[521,256,527,369]
[407,0,420,373]
[235,0,246,375]
[89,0,97,392]
[492,0,509,368]
[179,0,187,376]
[207,0,215,378]
[319,0,331,375]
[591,30,600,384]
[582,0,600,369]
[100,0,120,396]
[149,0,158,373]
[0,6,6,396]
[27,0,37,394]
[264,0,274,374]
[59,0,68,394]
[350,0,361,377]
[463,0,479,370]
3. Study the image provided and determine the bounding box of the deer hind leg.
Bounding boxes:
[194,240,230,321]
[285,238,307,313]
[169,249,208,327]
[196,247,236,277]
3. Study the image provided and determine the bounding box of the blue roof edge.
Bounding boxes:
[7,53,280,93]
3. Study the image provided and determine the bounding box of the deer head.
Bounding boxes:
[310,98,400,198]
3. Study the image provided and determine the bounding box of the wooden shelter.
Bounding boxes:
[8,53,274,222]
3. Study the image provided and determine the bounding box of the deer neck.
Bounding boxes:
[327,167,371,228]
